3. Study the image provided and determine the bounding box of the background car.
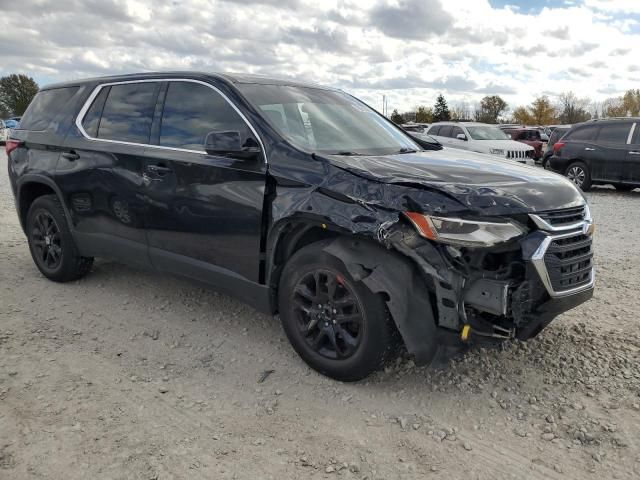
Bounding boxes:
[501,127,544,160]
[427,122,535,164]
[0,120,8,144]
[548,118,639,191]
[4,118,19,129]
[541,125,571,169]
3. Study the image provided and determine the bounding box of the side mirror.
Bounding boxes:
[456,133,467,141]
[205,131,261,159]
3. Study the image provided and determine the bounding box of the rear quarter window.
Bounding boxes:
[19,87,80,131]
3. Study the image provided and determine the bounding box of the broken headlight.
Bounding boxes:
[404,213,525,247]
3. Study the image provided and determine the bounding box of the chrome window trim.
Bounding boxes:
[74,78,268,164]
[628,122,637,145]
[529,204,591,232]
[530,221,595,298]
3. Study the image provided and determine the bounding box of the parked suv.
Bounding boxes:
[427,122,535,164]
[541,125,571,169]
[7,72,594,381]
[549,118,640,191]
[501,127,544,160]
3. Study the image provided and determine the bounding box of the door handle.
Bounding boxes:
[630,151,640,155]
[62,151,80,161]
[147,164,172,175]
[584,147,595,151]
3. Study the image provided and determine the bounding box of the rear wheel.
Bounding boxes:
[26,195,93,282]
[565,161,591,191]
[278,241,395,381]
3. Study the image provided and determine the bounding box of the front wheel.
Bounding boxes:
[278,241,396,381]
[565,161,592,191]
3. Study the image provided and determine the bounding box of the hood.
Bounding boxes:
[325,149,585,215]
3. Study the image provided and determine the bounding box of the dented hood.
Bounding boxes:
[325,149,585,214]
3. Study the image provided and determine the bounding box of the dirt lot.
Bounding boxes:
[1,151,639,479]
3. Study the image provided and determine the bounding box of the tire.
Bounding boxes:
[26,194,93,282]
[278,240,396,382]
[565,161,591,191]
[541,158,549,170]
[613,184,636,192]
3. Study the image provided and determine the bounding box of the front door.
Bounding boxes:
[140,80,267,289]
[594,121,635,183]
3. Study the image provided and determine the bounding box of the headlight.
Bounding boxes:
[404,213,525,247]
[489,148,505,156]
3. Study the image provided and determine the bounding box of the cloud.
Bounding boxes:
[544,26,571,39]
[370,0,454,40]
[0,0,638,114]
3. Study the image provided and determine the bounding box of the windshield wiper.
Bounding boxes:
[332,151,363,156]
[395,147,418,154]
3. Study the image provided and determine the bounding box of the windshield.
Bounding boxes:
[238,84,419,156]
[466,126,511,141]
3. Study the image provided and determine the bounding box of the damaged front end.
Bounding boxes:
[387,204,594,359]
[322,202,595,365]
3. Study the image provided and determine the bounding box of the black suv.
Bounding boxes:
[548,118,640,191]
[7,72,595,381]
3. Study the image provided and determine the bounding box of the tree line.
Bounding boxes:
[389,89,640,126]
[0,74,39,118]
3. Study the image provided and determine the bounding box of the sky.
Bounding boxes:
[1,0,639,114]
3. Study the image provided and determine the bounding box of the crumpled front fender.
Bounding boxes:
[323,236,439,365]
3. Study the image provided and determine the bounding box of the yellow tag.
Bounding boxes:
[461,325,471,341]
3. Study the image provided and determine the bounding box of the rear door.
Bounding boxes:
[59,80,161,268]
[140,79,267,286]
[564,125,602,179]
[594,122,634,183]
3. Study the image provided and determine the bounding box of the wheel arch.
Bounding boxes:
[17,175,73,233]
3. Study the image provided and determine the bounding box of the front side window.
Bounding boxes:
[97,82,159,143]
[159,82,249,151]
[596,123,632,144]
[238,84,419,156]
[466,126,511,140]
[451,126,465,138]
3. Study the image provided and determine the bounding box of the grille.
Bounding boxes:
[506,150,528,159]
[543,233,593,292]
[536,206,586,227]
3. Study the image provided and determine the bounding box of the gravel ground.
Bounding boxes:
[1,150,639,479]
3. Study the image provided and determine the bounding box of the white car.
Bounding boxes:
[0,120,8,144]
[427,122,535,165]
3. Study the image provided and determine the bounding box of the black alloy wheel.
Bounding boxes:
[278,240,398,382]
[291,269,364,360]
[30,210,63,271]
[26,194,93,282]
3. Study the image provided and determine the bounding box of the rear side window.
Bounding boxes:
[20,87,79,131]
[566,125,598,142]
[427,125,441,136]
[159,81,249,151]
[96,82,159,143]
[596,123,632,144]
[439,126,453,137]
